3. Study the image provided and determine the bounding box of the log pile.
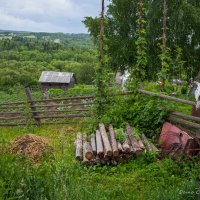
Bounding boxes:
[75,123,159,166]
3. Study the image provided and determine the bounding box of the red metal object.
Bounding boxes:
[159,122,191,148]
[159,122,192,158]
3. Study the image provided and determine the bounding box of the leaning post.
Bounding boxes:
[25,87,41,125]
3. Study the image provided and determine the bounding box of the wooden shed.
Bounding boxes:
[39,71,75,91]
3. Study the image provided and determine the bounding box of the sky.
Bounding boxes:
[0,0,109,33]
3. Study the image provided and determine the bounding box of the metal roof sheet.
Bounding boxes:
[39,71,74,83]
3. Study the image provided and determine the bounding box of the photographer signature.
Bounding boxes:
[179,188,200,195]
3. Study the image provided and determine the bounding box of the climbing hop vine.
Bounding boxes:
[130,0,147,86]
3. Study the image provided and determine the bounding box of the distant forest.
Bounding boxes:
[0,31,97,91]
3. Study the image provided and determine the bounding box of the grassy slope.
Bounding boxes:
[0,124,199,200]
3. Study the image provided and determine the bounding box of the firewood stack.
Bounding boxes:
[75,123,159,166]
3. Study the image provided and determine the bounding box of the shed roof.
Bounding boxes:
[39,71,74,84]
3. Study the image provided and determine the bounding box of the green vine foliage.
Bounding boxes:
[157,44,172,82]
[171,45,186,80]
[157,44,186,82]
[130,3,147,88]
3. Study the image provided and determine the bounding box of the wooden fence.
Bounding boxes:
[0,88,199,135]
[0,88,95,126]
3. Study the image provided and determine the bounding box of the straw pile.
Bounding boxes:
[11,134,52,162]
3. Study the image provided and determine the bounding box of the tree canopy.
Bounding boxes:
[83,0,200,81]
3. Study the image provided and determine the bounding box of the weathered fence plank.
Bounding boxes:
[138,89,195,105]
[170,111,200,123]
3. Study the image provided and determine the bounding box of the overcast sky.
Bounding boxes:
[0,0,109,33]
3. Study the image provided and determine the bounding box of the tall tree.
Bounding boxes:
[98,0,105,97]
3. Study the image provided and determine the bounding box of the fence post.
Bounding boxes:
[25,87,41,125]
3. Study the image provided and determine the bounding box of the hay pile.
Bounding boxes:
[11,134,52,162]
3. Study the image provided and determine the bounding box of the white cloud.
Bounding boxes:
[0,0,108,33]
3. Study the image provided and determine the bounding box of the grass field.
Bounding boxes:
[0,124,199,200]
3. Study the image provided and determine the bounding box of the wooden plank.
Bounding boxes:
[0,92,134,108]
[0,116,27,120]
[0,105,26,109]
[137,89,195,105]
[170,112,200,123]
[0,101,26,106]
[32,95,95,103]
[0,111,24,115]
[33,102,94,108]
[35,114,90,119]
[168,116,200,130]
[0,121,78,126]
[32,109,90,113]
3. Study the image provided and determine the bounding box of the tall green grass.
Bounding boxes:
[0,125,199,200]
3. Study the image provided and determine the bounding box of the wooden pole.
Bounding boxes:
[139,0,143,30]
[99,123,112,157]
[122,138,131,153]
[126,124,143,155]
[140,134,158,152]
[137,89,195,105]
[140,134,151,151]
[83,136,93,160]
[108,124,119,157]
[75,133,83,161]
[170,112,200,123]
[168,116,200,130]
[98,0,105,98]
[91,133,97,156]
[96,130,104,158]
[25,87,41,125]
[137,137,146,150]
[162,0,167,55]
[117,142,124,153]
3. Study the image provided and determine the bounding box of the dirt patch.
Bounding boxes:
[11,134,52,162]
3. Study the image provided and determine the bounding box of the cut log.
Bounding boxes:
[137,137,145,150]
[83,136,93,160]
[96,130,104,158]
[99,123,112,156]
[82,137,89,165]
[125,124,143,155]
[140,134,152,151]
[140,134,158,152]
[122,138,130,153]
[109,124,119,157]
[117,142,124,153]
[90,133,97,156]
[75,132,83,161]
